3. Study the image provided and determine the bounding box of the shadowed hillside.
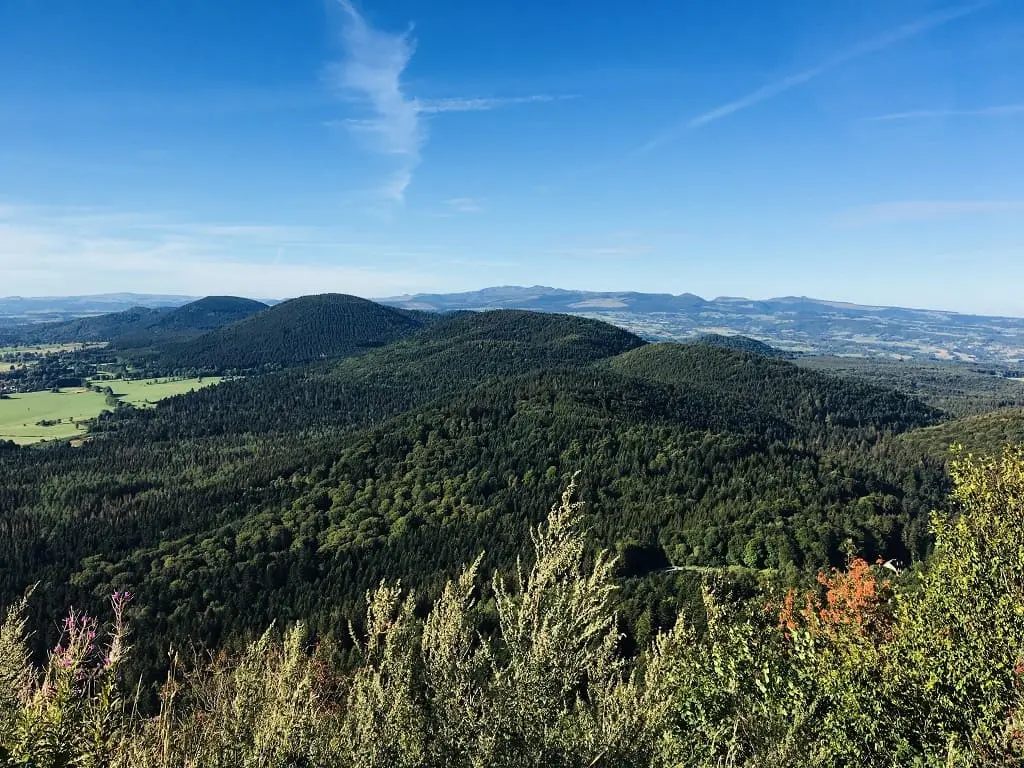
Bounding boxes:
[0,296,268,347]
[3,306,170,344]
[157,293,431,372]
[113,296,269,347]
[99,309,647,439]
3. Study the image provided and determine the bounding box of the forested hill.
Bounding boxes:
[0,295,267,346]
[609,343,936,432]
[155,293,432,372]
[897,407,1024,460]
[692,333,789,358]
[100,309,647,439]
[112,295,269,348]
[0,308,951,683]
[1,306,170,344]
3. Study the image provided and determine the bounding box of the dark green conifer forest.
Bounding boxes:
[1,299,1022,765]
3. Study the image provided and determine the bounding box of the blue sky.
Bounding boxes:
[1,0,1023,314]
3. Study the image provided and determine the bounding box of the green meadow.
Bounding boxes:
[106,376,223,407]
[0,377,222,444]
[0,342,107,356]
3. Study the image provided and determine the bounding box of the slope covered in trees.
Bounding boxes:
[897,406,1024,460]
[4,450,1024,766]
[691,332,789,358]
[609,343,937,431]
[0,310,951,684]
[111,295,269,348]
[109,309,646,438]
[155,293,432,372]
[0,296,269,347]
[0,306,170,344]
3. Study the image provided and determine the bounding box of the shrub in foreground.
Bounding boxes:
[2,451,1024,766]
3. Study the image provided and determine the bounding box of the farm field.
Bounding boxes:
[106,376,223,407]
[0,342,107,355]
[0,376,222,444]
[0,388,107,444]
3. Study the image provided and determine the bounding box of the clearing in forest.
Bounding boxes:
[0,376,222,444]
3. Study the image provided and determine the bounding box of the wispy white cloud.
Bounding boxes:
[864,104,1024,122]
[327,2,573,203]
[637,1,992,153]
[837,199,1024,226]
[416,94,573,114]
[329,0,421,202]
[0,204,342,248]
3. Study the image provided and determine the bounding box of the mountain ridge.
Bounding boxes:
[4,287,1021,321]
[6,287,1024,362]
[379,286,1024,362]
[379,285,1020,320]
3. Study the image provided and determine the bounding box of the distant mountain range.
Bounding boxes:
[379,285,1004,321]
[0,293,198,325]
[0,293,279,327]
[380,286,1024,364]
[4,286,1024,363]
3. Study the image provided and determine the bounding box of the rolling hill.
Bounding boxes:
[798,356,1024,417]
[0,296,269,346]
[156,293,433,372]
[608,343,937,431]
[0,307,951,682]
[113,309,647,438]
[896,407,1024,460]
[112,296,269,348]
[1,306,172,344]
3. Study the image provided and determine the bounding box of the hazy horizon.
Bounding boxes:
[5,284,1024,320]
[2,0,1022,314]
